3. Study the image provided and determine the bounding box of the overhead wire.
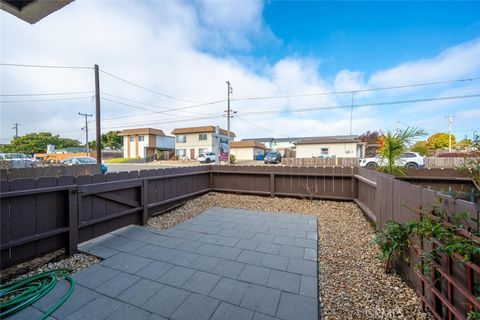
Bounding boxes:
[0,63,93,70]
[233,93,480,117]
[0,91,94,97]
[230,76,480,102]
[0,96,94,103]
[100,69,216,104]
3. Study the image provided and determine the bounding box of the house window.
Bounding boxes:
[176,135,186,143]
[321,148,329,155]
[199,133,207,141]
[129,136,134,142]
[175,149,186,157]
[138,136,145,142]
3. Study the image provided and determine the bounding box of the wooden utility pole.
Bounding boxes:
[12,123,19,138]
[94,64,102,162]
[78,112,93,156]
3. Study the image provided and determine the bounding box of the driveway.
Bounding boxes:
[13,208,319,320]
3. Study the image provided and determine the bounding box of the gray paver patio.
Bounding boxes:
[19,207,318,320]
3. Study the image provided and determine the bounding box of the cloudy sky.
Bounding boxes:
[1,1,479,144]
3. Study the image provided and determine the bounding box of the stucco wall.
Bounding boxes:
[174,132,231,159]
[296,142,360,158]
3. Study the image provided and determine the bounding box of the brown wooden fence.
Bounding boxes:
[1,165,479,318]
[354,168,480,319]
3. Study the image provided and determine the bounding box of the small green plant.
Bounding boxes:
[229,154,236,164]
[377,127,427,176]
[373,221,410,273]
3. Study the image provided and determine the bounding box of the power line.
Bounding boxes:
[98,96,226,122]
[99,92,480,130]
[0,91,93,97]
[101,92,201,116]
[231,76,480,102]
[0,96,93,103]
[0,63,93,70]
[100,69,214,104]
[234,93,480,117]
[101,114,226,130]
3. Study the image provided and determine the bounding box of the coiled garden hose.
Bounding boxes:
[0,269,75,319]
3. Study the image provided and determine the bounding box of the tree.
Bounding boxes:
[377,127,427,176]
[359,130,381,144]
[427,132,456,150]
[455,138,472,151]
[410,141,430,156]
[0,132,81,155]
[88,131,123,150]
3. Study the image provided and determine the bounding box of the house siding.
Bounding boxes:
[296,142,362,158]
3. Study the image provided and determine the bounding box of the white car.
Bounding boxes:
[359,152,424,169]
[197,152,216,163]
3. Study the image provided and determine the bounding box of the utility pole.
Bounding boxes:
[94,64,102,163]
[12,123,19,138]
[226,81,232,164]
[446,115,455,152]
[78,112,93,156]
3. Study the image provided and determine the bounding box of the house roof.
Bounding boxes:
[242,135,358,143]
[171,126,236,137]
[0,0,73,24]
[295,136,364,145]
[118,128,166,136]
[231,141,267,149]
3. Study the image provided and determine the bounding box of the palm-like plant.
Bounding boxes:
[377,127,427,176]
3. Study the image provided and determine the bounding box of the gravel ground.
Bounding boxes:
[148,192,431,320]
[1,249,100,284]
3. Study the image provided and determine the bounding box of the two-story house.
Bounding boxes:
[119,128,175,159]
[171,126,235,159]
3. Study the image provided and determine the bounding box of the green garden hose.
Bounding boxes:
[0,269,75,319]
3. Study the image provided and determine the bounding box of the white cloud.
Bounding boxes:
[0,1,479,144]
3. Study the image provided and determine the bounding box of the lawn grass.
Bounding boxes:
[105,157,133,163]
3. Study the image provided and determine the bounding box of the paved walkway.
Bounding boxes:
[13,208,319,320]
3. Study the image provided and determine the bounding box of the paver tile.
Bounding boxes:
[266,270,301,294]
[211,302,254,320]
[157,265,196,287]
[137,260,175,280]
[142,285,190,318]
[238,265,271,286]
[210,278,249,305]
[117,278,165,306]
[240,284,281,316]
[181,271,221,295]
[171,293,220,320]
[276,292,318,320]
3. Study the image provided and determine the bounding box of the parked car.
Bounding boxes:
[61,156,107,174]
[264,151,282,164]
[359,152,424,169]
[198,152,216,163]
[0,153,34,168]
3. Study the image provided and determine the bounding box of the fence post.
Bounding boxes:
[270,173,275,197]
[141,179,148,225]
[67,187,78,255]
[209,171,213,190]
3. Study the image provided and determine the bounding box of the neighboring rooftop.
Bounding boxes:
[171,126,236,138]
[230,140,267,149]
[295,136,364,145]
[242,135,359,143]
[0,0,73,24]
[118,128,166,136]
